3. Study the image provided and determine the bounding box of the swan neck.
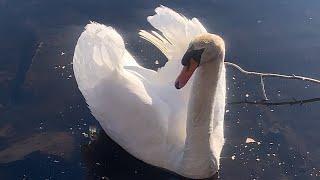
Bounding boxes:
[179,59,223,176]
[188,60,222,126]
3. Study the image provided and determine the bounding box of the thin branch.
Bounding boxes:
[229,97,320,106]
[224,62,320,84]
[224,61,320,106]
[260,75,268,100]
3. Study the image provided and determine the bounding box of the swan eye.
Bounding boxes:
[181,48,205,67]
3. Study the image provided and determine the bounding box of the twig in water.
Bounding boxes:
[229,97,320,106]
[260,75,268,101]
[224,61,320,106]
[224,62,320,84]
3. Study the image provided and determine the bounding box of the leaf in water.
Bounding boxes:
[245,137,256,143]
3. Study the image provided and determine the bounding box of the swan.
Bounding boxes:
[73,6,226,179]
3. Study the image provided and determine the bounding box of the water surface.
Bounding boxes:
[1,0,320,179]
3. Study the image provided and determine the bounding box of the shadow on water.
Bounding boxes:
[0,2,39,105]
[81,130,218,180]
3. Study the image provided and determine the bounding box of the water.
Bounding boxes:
[1,0,320,179]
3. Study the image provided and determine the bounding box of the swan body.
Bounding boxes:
[73,6,226,179]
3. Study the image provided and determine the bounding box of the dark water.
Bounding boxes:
[1,0,320,179]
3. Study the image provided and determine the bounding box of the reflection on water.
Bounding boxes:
[0,132,74,163]
[1,0,320,179]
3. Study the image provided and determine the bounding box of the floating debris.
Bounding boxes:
[245,94,249,98]
[89,126,98,140]
[155,60,159,64]
[82,132,89,138]
[61,52,65,56]
[245,137,256,144]
[231,155,236,160]
[89,126,97,134]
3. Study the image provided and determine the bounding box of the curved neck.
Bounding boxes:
[187,60,222,127]
[179,59,224,176]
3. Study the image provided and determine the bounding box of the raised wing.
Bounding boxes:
[73,22,156,93]
[73,22,173,167]
[139,5,207,61]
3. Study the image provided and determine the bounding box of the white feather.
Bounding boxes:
[73,6,225,179]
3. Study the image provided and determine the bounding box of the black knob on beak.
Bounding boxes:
[175,81,181,89]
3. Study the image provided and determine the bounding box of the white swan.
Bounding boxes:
[73,6,226,179]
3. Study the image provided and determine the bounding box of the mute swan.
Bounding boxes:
[73,6,226,179]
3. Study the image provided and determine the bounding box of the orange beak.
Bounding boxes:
[175,58,199,89]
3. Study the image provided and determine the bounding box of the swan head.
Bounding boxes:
[175,33,225,89]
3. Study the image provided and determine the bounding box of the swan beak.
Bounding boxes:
[175,58,198,89]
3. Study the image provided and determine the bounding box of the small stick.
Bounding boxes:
[229,97,320,106]
[224,61,320,106]
[225,62,320,84]
[260,75,268,101]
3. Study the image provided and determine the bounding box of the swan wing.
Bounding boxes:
[138,6,208,130]
[140,5,207,61]
[139,6,207,84]
[73,22,171,167]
